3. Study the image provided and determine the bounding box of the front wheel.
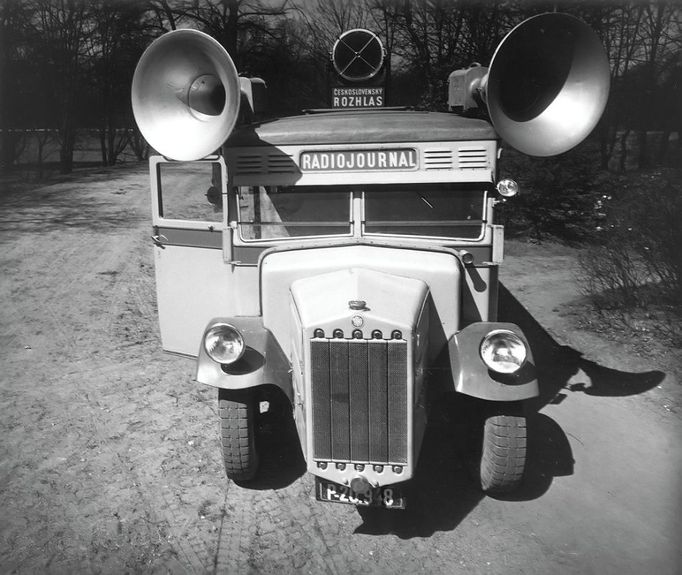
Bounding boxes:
[477,401,527,494]
[219,388,259,482]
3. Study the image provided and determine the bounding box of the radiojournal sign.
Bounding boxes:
[331,87,385,108]
[300,148,418,172]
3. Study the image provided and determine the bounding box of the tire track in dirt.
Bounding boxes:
[211,452,364,574]
[0,169,195,572]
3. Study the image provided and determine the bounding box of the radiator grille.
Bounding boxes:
[311,338,408,464]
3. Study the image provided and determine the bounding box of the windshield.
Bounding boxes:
[364,184,485,240]
[236,184,486,242]
[237,185,352,240]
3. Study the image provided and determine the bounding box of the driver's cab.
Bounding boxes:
[150,109,503,359]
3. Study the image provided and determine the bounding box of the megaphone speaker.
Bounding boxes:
[486,13,610,156]
[131,29,241,161]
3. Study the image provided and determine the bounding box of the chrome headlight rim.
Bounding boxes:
[496,178,520,197]
[203,323,245,365]
[480,328,527,374]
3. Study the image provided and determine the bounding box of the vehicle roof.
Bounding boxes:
[224,109,498,148]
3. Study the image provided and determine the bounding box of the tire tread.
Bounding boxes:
[218,389,259,482]
[479,403,527,493]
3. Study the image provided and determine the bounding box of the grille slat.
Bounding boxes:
[388,341,408,463]
[329,340,350,460]
[368,340,389,462]
[349,341,369,461]
[311,341,332,459]
[311,337,408,465]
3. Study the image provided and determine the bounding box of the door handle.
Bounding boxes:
[151,234,168,248]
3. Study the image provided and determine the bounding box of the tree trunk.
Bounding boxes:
[636,130,649,169]
[225,0,239,60]
[0,18,9,173]
[658,129,670,164]
[59,119,75,174]
[618,130,630,172]
[107,121,116,166]
[36,132,48,180]
[1,132,17,172]
[99,127,107,165]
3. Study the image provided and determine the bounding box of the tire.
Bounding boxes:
[218,388,259,482]
[477,401,527,494]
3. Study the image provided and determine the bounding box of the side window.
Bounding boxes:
[157,162,223,222]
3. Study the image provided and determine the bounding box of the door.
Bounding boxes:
[150,156,236,356]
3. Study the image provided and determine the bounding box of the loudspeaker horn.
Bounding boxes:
[485,13,610,156]
[131,29,241,161]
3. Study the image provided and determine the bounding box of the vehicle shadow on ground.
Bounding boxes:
[354,400,574,537]
[497,284,665,408]
[354,283,664,537]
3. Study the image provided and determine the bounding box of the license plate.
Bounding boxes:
[315,478,406,509]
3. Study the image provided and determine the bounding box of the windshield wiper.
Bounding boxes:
[416,193,434,209]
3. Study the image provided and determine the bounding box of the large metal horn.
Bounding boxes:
[131,29,240,161]
[486,13,610,156]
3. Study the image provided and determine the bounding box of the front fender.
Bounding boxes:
[196,317,292,402]
[447,322,538,401]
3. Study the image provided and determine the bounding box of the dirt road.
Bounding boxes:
[0,164,680,574]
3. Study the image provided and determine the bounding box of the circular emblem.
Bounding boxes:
[351,315,364,328]
[331,29,385,82]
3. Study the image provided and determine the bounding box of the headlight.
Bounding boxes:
[480,329,527,374]
[496,178,519,197]
[204,324,245,364]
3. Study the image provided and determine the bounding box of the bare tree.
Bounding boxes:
[580,1,681,170]
[168,0,291,66]
[586,3,646,169]
[31,0,93,174]
[0,0,34,172]
[294,0,400,107]
[35,129,57,178]
[148,0,180,31]
[394,0,513,109]
[367,0,402,103]
[86,0,149,166]
[634,1,679,168]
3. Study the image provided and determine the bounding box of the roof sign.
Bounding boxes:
[332,87,384,108]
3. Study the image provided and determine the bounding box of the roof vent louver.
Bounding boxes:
[236,153,264,175]
[235,152,297,175]
[267,153,296,174]
[423,148,454,170]
[457,146,489,170]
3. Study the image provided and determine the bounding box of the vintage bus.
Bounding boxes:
[132,14,609,507]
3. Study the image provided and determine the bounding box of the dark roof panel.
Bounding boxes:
[225,109,498,147]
